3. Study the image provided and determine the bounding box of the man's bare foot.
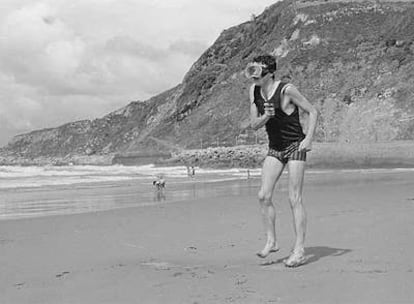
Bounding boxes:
[256,242,280,258]
[283,248,306,267]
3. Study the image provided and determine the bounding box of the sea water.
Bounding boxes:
[0,164,261,220]
[0,165,412,220]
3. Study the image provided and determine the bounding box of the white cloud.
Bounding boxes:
[0,0,276,146]
[0,2,87,92]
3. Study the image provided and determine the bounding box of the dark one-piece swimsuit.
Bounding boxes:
[253,81,306,164]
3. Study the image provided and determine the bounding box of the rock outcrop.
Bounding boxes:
[1,0,414,165]
[165,141,414,169]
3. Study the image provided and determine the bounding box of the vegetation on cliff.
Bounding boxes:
[1,0,414,164]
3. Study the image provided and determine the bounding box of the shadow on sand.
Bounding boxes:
[261,246,352,267]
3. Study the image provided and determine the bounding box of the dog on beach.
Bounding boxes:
[152,174,166,190]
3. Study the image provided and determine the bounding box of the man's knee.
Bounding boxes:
[258,189,272,205]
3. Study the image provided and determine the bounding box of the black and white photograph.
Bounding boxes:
[0,0,413,303]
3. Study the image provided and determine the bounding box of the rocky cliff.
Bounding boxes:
[1,0,414,164]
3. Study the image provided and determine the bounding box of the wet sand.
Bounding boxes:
[1,170,413,303]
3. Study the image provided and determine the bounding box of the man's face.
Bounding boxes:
[245,62,270,85]
[252,71,271,86]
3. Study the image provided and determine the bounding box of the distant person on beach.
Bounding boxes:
[186,165,195,178]
[153,174,166,201]
[245,54,318,267]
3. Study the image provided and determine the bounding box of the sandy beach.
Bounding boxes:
[1,169,414,303]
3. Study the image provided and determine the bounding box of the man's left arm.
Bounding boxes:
[285,85,318,151]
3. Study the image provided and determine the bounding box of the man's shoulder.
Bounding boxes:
[281,83,297,95]
[249,84,258,103]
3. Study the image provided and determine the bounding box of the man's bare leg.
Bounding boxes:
[285,160,307,266]
[257,156,285,258]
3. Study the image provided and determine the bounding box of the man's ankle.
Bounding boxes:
[293,247,305,254]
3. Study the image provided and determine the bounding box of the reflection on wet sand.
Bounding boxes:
[1,169,413,220]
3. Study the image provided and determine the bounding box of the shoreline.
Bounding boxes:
[1,167,413,222]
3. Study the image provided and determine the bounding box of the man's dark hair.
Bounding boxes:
[253,54,277,73]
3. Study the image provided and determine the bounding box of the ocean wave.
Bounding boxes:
[0,164,190,178]
[1,165,412,190]
[0,176,137,189]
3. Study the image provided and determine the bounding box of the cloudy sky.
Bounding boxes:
[0,0,276,146]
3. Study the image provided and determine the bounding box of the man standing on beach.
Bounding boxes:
[245,54,318,267]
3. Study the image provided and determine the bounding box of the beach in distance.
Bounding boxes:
[164,141,414,169]
[2,141,414,169]
[0,164,413,303]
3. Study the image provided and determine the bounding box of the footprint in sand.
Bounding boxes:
[0,239,14,245]
[141,261,175,271]
[184,246,198,253]
[235,277,248,285]
[55,271,70,279]
[110,263,126,269]
[14,282,25,289]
